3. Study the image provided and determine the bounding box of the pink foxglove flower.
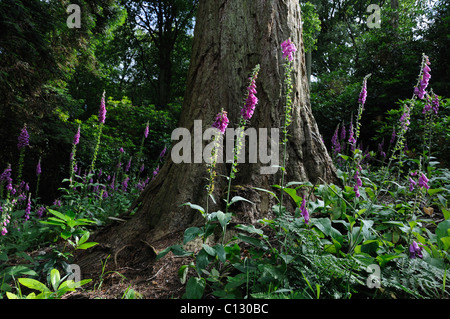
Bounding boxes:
[418,173,429,190]
[281,39,297,62]
[414,55,431,100]
[98,91,106,124]
[300,197,310,224]
[212,109,229,134]
[432,94,439,115]
[409,177,417,191]
[409,241,423,259]
[17,124,30,150]
[358,78,367,105]
[73,125,81,145]
[240,65,260,121]
[36,159,41,176]
[144,122,149,138]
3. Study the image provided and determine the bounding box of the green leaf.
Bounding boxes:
[440,237,450,251]
[237,234,267,249]
[216,211,232,230]
[78,232,89,246]
[252,187,279,201]
[185,277,206,299]
[427,188,445,196]
[311,218,343,243]
[436,220,450,239]
[6,292,19,299]
[76,242,99,250]
[58,279,92,294]
[5,265,37,277]
[196,249,211,275]
[181,202,205,215]
[229,196,254,206]
[214,244,227,263]
[18,278,50,293]
[50,269,61,291]
[443,208,450,220]
[283,188,302,206]
[285,181,314,188]
[202,244,216,257]
[376,254,403,267]
[156,245,192,260]
[183,227,203,244]
[279,253,294,265]
[235,224,263,236]
[178,265,190,284]
[47,209,70,221]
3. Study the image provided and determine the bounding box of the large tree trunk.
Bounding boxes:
[80,0,337,270]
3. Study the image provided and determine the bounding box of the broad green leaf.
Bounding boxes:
[311,218,343,243]
[310,200,325,213]
[76,242,99,250]
[202,244,216,257]
[229,196,254,206]
[216,211,232,230]
[6,292,19,299]
[196,249,211,275]
[279,253,294,265]
[214,244,227,263]
[283,188,302,206]
[5,265,37,277]
[181,202,205,215]
[78,232,89,246]
[235,224,263,236]
[156,245,192,260]
[237,234,267,249]
[427,188,445,196]
[436,220,450,239]
[185,277,205,299]
[224,273,247,289]
[47,209,70,221]
[183,227,203,244]
[59,279,92,291]
[18,278,50,293]
[252,187,279,201]
[50,269,61,291]
[443,208,450,220]
[440,237,450,251]
[376,254,402,267]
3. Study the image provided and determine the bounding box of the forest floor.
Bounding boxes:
[65,230,189,299]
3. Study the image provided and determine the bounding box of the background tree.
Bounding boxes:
[305,0,448,154]
[122,0,198,108]
[0,0,125,201]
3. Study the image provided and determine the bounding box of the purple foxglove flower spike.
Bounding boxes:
[17,124,30,150]
[144,122,149,138]
[300,197,309,224]
[36,159,41,176]
[281,39,297,62]
[212,109,229,134]
[418,173,430,190]
[409,241,423,259]
[98,91,106,124]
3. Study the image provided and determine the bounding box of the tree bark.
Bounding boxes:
[81,0,338,267]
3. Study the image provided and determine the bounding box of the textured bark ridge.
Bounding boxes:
[82,0,338,263]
